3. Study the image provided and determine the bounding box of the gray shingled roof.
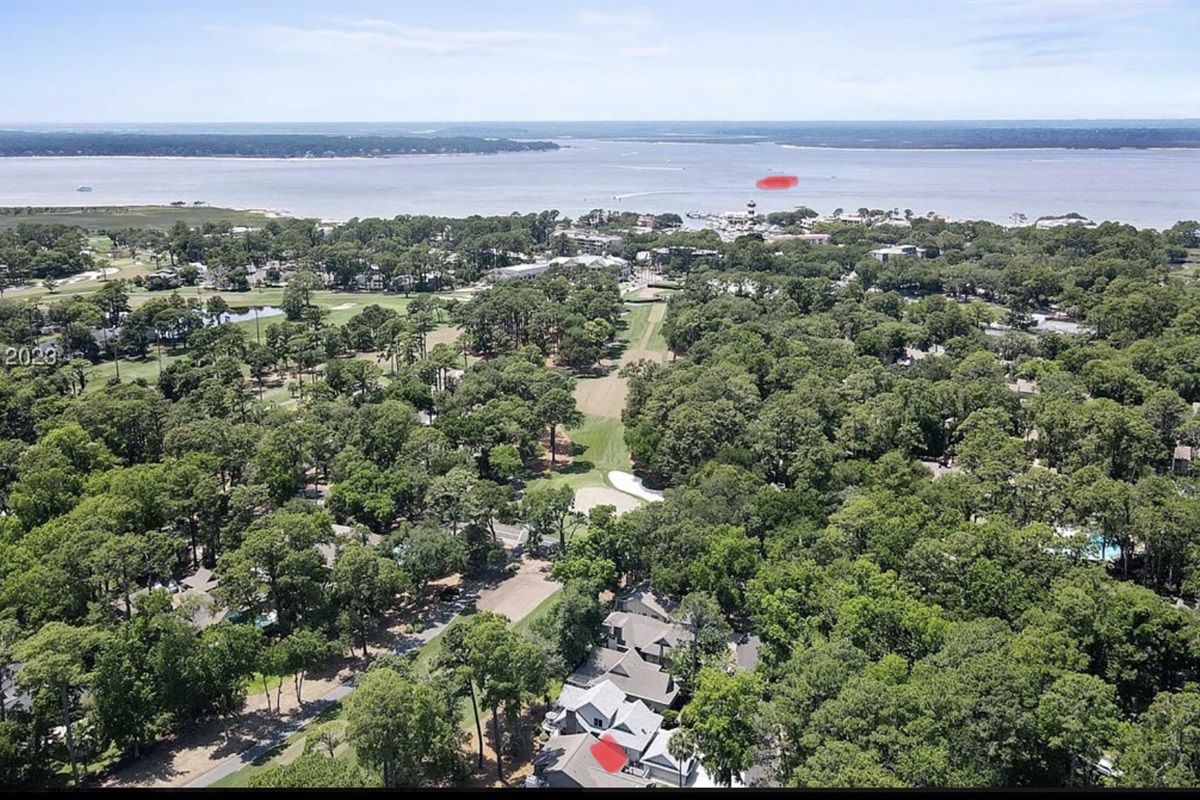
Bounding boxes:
[567,647,679,709]
[642,728,696,774]
[607,699,663,754]
[605,610,683,652]
[614,580,678,621]
[534,733,656,789]
[564,679,626,719]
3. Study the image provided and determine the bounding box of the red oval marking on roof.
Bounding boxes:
[756,175,799,190]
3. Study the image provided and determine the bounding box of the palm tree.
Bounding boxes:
[667,728,697,788]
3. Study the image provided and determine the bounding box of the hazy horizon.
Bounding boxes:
[2,0,1197,123]
[5,119,1200,127]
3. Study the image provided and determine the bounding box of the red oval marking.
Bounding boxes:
[756,175,799,190]
[590,733,628,772]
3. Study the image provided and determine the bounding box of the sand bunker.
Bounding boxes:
[573,486,645,516]
[608,471,664,503]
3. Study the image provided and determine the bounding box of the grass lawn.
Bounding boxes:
[0,205,280,232]
[537,415,631,493]
[647,313,670,356]
[621,303,653,347]
[85,351,181,387]
[35,744,124,788]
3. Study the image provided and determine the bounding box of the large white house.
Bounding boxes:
[869,244,927,262]
[487,254,629,282]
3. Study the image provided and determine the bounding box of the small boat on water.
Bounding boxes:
[77,186,93,192]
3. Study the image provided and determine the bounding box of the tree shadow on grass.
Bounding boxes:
[570,361,618,378]
[555,459,595,476]
[247,742,286,767]
[604,339,630,362]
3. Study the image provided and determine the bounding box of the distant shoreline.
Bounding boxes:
[775,144,1200,153]
[0,151,557,162]
[0,131,560,159]
[4,142,1198,160]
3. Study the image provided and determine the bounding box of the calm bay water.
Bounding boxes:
[0,139,1196,229]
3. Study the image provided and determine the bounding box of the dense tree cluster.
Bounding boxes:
[3,208,1199,787]
[451,269,623,369]
[568,217,1200,787]
[5,210,584,293]
[0,242,605,785]
[0,224,94,286]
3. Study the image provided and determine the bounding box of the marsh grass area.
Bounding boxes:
[0,205,279,231]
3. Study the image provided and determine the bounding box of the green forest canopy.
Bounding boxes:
[0,211,1198,787]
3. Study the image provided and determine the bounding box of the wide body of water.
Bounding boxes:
[0,139,1197,229]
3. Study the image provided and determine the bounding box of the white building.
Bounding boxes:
[563,230,625,255]
[869,244,927,262]
[488,254,629,282]
[487,262,552,281]
[767,232,831,245]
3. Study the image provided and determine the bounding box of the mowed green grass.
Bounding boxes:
[621,303,653,347]
[0,205,280,232]
[88,235,114,254]
[537,414,631,493]
[85,351,180,387]
[124,289,465,332]
[647,314,670,355]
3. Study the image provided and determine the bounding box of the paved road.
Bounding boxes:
[493,522,559,552]
[182,587,481,787]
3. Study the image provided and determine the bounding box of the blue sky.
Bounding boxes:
[1,0,1196,122]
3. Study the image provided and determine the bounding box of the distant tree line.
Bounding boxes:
[0,132,558,158]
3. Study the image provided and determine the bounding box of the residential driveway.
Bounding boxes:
[474,557,558,622]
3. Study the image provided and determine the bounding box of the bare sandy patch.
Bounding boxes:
[427,325,463,347]
[573,486,645,516]
[474,557,560,622]
[607,471,664,503]
[105,665,354,788]
[536,428,574,470]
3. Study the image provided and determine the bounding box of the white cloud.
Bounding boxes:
[245,21,562,57]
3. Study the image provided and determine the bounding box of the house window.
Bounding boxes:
[593,717,604,727]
